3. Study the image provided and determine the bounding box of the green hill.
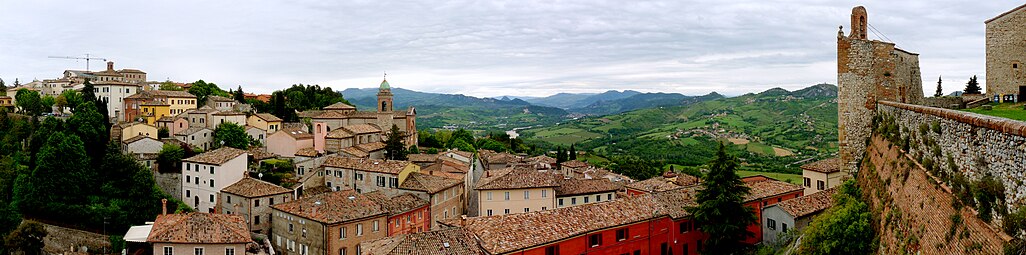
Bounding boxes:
[519,84,838,172]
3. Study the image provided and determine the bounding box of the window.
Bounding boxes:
[1015,63,1019,69]
[584,197,589,203]
[596,195,602,202]
[194,248,204,255]
[487,209,493,216]
[255,199,261,207]
[558,199,564,206]
[803,177,810,187]
[616,228,628,241]
[504,192,510,201]
[225,248,235,255]
[680,221,693,233]
[523,190,530,199]
[357,223,363,236]
[767,218,777,230]
[269,197,275,205]
[487,192,492,200]
[571,198,577,205]
[187,164,191,171]
[782,223,788,233]
[209,179,214,188]
[186,190,191,197]
[406,215,411,223]
[544,245,560,255]
[339,248,346,255]
[210,166,215,174]
[209,194,214,202]
[541,190,547,197]
[817,180,825,190]
[186,175,191,183]
[524,208,529,212]
[542,206,547,210]
[373,220,379,232]
[376,176,386,187]
[163,247,173,255]
[339,227,346,239]
[289,223,294,233]
[504,209,510,214]
[588,234,602,247]
[255,216,260,225]
[227,196,231,203]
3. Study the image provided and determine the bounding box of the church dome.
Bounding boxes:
[379,79,390,90]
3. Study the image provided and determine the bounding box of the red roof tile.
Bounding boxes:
[271,190,387,224]
[146,213,250,244]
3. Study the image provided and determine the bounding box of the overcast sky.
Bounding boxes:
[0,1,1019,97]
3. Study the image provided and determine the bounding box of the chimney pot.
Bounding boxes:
[161,199,168,215]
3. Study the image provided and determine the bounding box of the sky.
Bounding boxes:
[0,0,1019,98]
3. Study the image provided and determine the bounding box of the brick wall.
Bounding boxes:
[857,136,1007,254]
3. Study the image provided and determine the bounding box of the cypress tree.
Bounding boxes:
[569,144,577,160]
[934,76,943,97]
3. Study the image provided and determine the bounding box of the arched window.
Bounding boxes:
[381,101,387,111]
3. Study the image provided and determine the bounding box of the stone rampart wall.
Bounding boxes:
[921,97,964,109]
[877,100,1026,208]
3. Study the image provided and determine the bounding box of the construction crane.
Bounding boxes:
[47,54,107,71]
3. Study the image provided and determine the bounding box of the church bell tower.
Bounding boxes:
[377,75,394,112]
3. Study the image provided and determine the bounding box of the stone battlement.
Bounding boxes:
[879,100,1026,137]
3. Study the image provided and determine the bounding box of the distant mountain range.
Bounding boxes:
[520,90,642,109]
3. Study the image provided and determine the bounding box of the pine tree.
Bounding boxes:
[233,85,246,102]
[384,124,408,160]
[964,75,982,94]
[687,143,755,254]
[555,147,566,164]
[934,76,943,97]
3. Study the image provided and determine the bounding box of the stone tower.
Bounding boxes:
[377,79,393,112]
[837,6,924,175]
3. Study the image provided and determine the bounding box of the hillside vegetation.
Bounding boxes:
[520,84,839,173]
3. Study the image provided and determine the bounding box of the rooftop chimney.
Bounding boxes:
[460,215,467,226]
[107,61,114,71]
[161,199,168,215]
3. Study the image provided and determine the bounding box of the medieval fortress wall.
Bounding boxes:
[839,5,1026,208]
[985,5,1026,100]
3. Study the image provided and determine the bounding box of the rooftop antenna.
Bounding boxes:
[47,53,107,71]
[383,71,387,80]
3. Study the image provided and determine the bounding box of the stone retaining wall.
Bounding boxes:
[922,97,964,109]
[154,171,181,199]
[877,100,1026,208]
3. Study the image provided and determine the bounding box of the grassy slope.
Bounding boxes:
[962,102,1026,121]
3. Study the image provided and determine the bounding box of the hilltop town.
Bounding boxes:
[1,3,1026,255]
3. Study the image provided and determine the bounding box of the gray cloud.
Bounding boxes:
[0,0,1016,97]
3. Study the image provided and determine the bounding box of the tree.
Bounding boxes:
[964,75,982,94]
[14,89,41,115]
[799,180,875,255]
[13,131,93,219]
[555,147,566,164]
[408,145,420,154]
[68,102,110,164]
[934,76,943,97]
[233,85,246,103]
[212,122,249,149]
[4,222,47,255]
[569,144,577,160]
[609,155,659,180]
[54,94,68,113]
[158,127,170,139]
[451,139,475,153]
[478,139,508,152]
[383,124,408,160]
[187,80,230,106]
[12,79,19,87]
[0,78,5,96]
[39,96,55,114]
[687,143,754,254]
[81,80,97,103]
[157,143,185,173]
[60,90,83,112]
[158,80,183,91]
[95,144,168,232]
[450,129,474,148]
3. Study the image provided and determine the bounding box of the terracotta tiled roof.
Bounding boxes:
[273,128,313,140]
[801,158,840,174]
[775,187,836,218]
[342,147,370,158]
[323,102,356,110]
[272,190,387,224]
[253,113,282,122]
[326,128,354,139]
[455,194,662,254]
[150,90,197,98]
[313,110,349,119]
[208,95,235,102]
[177,127,211,136]
[524,155,556,165]
[407,154,440,163]
[141,101,170,106]
[560,160,589,168]
[247,148,277,161]
[554,177,622,196]
[146,213,250,244]
[651,188,699,219]
[446,150,474,160]
[212,111,245,116]
[322,156,412,175]
[626,176,689,193]
[295,147,320,157]
[355,141,386,152]
[475,167,559,190]
[744,177,804,201]
[436,155,470,169]
[182,147,247,165]
[423,161,468,174]
[346,124,382,134]
[221,177,291,198]
[360,228,486,255]
[364,192,428,216]
[297,110,325,119]
[400,172,463,194]
[480,150,520,166]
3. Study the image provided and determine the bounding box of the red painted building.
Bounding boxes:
[363,192,431,236]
